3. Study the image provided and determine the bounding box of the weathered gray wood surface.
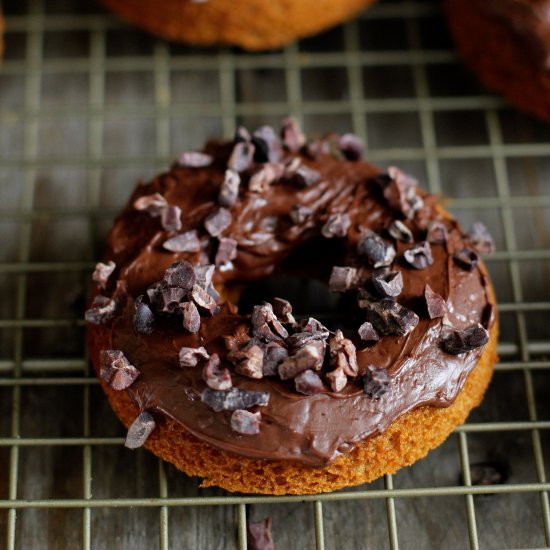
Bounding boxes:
[0,0,549,548]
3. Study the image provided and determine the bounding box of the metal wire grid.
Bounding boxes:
[0,0,549,548]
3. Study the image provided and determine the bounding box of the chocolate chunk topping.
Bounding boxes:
[201,387,269,412]
[321,212,351,238]
[357,321,380,342]
[251,303,289,342]
[362,298,419,336]
[178,151,213,168]
[295,370,326,395]
[133,193,167,217]
[133,295,155,334]
[179,346,209,367]
[252,126,282,163]
[383,166,423,219]
[85,295,118,324]
[163,260,196,291]
[426,220,448,244]
[160,204,182,232]
[357,230,396,268]
[289,204,313,225]
[387,220,413,243]
[228,141,255,173]
[372,269,403,298]
[278,341,325,380]
[231,409,261,435]
[403,241,433,270]
[247,517,275,550]
[215,237,238,266]
[440,323,489,355]
[100,349,140,390]
[329,330,358,377]
[248,163,284,193]
[203,353,232,390]
[329,266,358,293]
[468,222,495,254]
[262,342,289,376]
[363,365,391,398]
[281,116,306,153]
[204,207,232,237]
[424,284,447,319]
[326,366,348,392]
[190,284,219,315]
[229,342,264,379]
[338,133,364,161]
[92,261,116,289]
[180,301,201,333]
[219,169,241,207]
[125,411,156,449]
[163,230,201,253]
[481,302,495,328]
[454,248,479,271]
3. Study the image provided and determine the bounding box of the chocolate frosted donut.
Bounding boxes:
[445,0,550,122]
[86,119,498,495]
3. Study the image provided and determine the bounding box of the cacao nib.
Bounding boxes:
[219,169,241,207]
[215,237,238,266]
[326,366,348,392]
[271,297,294,323]
[281,116,306,153]
[372,269,403,298]
[383,166,423,219]
[329,330,358,377]
[180,301,201,333]
[193,264,219,301]
[329,266,358,293]
[228,141,255,173]
[203,353,232,390]
[133,295,155,334]
[440,323,489,355]
[363,365,391,398]
[262,342,289,376]
[468,222,495,254]
[289,204,313,225]
[454,248,479,271]
[253,126,282,163]
[357,230,396,268]
[426,221,448,244]
[179,346,209,367]
[133,192,167,217]
[201,387,269,412]
[178,151,213,168]
[247,517,275,550]
[481,302,495,328]
[231,409,261,435]
[338,133,364,161]
[124,411,156,449]
[229,342,264,379]
[234,126,251,143]
[387,220,413,243]
[163,230,201,253]
[362,298,419,336]
[100,349,140,390]
[190,284,219,315]
[204,207,232,237]
[248,163,284,193]
[163,260,196,291]
[357,321,380,342]
[85,295,118,324]
[160,204,182,232]
[295,370,325,395]
[155,286,187,314]
[291,165,321,188]
[424,284,447,319]
[92,261,116,289]
[251,303,289,342]
[278,341,325,380]
[403,241,433,270]
[321,212,351,239]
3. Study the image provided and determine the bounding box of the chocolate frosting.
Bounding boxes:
[95,140,495,468]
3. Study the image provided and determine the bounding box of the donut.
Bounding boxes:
[86,119,498,495]
[445,0,550,122]
[98,0,377,51]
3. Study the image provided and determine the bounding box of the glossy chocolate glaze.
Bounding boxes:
[96,141,495,467]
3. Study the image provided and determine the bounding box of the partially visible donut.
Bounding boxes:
[98,0,376,51]
[86,119,498,495]
[445,0,550,122]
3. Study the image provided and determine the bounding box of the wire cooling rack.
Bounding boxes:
[1,0,550,548]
